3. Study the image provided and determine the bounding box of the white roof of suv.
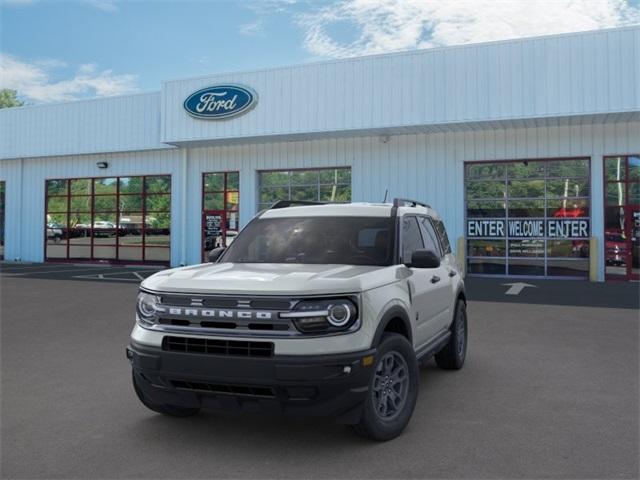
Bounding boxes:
[260,202,438,219]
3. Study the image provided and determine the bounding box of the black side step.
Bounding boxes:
[415,330,451,361]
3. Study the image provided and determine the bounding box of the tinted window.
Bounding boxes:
[222,216,393,266]
[401,217,424,263]
[433,219,451,254]
[418,217,441,256]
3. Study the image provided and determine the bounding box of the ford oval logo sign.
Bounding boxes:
[183,84,257,120]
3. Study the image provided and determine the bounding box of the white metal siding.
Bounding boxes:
[0,149,185,265]
[182,121,639,282]
[2,120,638,280]
[162,27,640,145]
[0,92,169,160]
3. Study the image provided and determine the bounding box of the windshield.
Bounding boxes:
[221,216,394,266]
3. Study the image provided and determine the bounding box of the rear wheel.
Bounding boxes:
[351,333,419,441]
[434,300,467,370]
[132,371,200,417]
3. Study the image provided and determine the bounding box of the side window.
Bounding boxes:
[401,216,424,263]
[433,218,452,254]
[418,217,441,257]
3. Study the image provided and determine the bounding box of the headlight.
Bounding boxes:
[136,291,160,326]
[281,298,358,334]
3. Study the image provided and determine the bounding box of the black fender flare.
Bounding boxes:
[371,306,413,348]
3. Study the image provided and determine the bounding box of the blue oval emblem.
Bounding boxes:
[183,84,257,120]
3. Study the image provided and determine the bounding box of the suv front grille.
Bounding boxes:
[162,336,274,358]
[171,380,275,398]
[159,295,292,310]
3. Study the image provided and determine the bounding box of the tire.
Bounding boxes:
[132,371,200,417]
[351,333,419,441]
[434,300,468,370]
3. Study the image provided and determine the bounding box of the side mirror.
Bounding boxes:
[207,247,226,263]
[406,249,440,269]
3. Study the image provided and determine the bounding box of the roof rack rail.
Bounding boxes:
[270,200,329,209]
[392,198,431,209]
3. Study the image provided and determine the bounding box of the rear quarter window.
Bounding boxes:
[434,219,452,254]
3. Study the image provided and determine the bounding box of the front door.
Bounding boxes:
[202,210,225,261]
[201,171,240,262]
[400,216,450,348]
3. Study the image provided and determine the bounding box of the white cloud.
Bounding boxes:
[0,53,138,103]
[298,0,640,58]
[239,19,265,37]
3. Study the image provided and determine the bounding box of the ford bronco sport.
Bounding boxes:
[128,198,467,441]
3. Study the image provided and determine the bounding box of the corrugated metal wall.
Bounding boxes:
[1,119,638,280]
[0,92,169,159]
[162,27,640,144]
[0,149,186,266]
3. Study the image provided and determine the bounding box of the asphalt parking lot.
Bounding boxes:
[1,263,638,479]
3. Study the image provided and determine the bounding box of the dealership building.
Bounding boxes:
[1,26,638,281]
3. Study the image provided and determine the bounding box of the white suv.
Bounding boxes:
[128,198,467,441]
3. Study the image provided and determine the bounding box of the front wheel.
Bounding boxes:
[434,300,467,370]
[351,333,419,441]
[132,371,200,417]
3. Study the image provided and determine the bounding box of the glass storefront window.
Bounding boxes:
[465,163,506,180]
[465,158,591,277]
[467,240,506,257]
[467,258,506,275]
[606,183,626,205]
[603,155,640,280]
[629,156,640,180]
[466,181,506,199]
[45,175,171,264]
[507,161,545,178]
[547,198,589,218]
[547,159,589,178]
[605,157,626,181]
[547,178,590,198]
[508,199,545,218]
[257,167,351,211]
[94,178,117,194]
[507,180,545,198]
[508,240,545,257]
[466,200,505,218]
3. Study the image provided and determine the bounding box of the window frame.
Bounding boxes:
[464,157,591,278]
[256,167,352,211]
[44,174,171,265]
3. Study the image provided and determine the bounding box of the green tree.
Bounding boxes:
[0,89,24,109]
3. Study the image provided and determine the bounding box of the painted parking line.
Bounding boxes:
[0,266,114,276]
[72,270,159,282]
[0,264,99,273]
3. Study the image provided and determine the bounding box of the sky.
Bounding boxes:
[1,0,639,104]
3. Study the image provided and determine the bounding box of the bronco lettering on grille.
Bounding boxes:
[155,306,273,320]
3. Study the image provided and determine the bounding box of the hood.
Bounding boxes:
[142,262,400,296]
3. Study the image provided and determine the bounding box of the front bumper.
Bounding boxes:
[127,340,376,424]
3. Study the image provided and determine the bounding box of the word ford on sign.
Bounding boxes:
[183,85,257,120]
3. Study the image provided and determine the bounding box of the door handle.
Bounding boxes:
[430,275,441,284]
[448,270,457,277]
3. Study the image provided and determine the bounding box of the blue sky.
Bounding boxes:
[1,0,639,104]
